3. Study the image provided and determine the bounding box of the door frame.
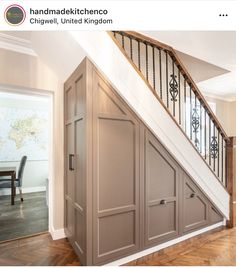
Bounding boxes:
[0,83,54,236]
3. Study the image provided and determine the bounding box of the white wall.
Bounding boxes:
[0,161,48,188]
[204,95,236,137]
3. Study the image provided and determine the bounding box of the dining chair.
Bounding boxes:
[0,156,27,202]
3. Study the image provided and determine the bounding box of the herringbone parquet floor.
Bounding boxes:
[2,227,236,266]
[0,233,80,266]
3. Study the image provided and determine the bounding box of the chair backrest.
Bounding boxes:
[18,156,27,187]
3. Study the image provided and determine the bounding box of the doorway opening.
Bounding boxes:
[0,90,53,242]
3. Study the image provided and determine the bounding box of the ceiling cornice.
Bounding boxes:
[0,33,37,57]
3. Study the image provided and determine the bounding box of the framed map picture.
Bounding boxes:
[0,93,50,162]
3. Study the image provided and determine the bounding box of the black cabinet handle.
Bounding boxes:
[160,199,167,205]
[69,154,74,171]
[190,192,196,198]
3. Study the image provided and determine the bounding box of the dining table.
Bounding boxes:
[0,167,16,205]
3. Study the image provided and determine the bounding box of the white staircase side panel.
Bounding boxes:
[69,31,230,219]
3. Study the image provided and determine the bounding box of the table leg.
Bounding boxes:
[11,172,15,205]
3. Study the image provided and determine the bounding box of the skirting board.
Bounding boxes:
[104,221,225,266]
[0,186,46,196]
[49,225,66,240]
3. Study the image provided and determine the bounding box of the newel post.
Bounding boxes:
[226,137,236,227]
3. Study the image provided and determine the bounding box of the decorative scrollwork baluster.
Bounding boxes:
[210,136,218,159]
[191,107,200,150]
[169,74,179,102]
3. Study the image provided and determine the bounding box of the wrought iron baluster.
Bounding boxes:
[146,43,149,81]
[122,33,124,49]
[166,51,169,108]
[159,49,162,99]
[217,130,220,177]
[210,126,217,172]
[171,58,175,116]
[221,135,224,182]
[204,109,207,160]
[184,79,186,132]
[194,95,199,149]
[190,87,192,140]
[152,46,156,91]
[138,41,141,71]
[191,97,200,149]
[130,37,133,61]
[209,117,211,166]
[200,102,202,154]
[224,139,227,187]
[178,69,181,125]
[168,72,178,105]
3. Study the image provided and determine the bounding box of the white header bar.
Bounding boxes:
[0,1,235,30]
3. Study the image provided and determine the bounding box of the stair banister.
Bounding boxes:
[110,31,229,188]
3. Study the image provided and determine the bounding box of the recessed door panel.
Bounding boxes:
[65,123,74,200]
[145,131,179,247]
[183,174,209,233]
[75,119,85,209]
[148,141,176,201]
[98,118,135,211]
[65,199,74,240]
[75,210,85,255]
[210,206,223,223]
[75,75,86,117]
[65,86,75,121]
[98,211,135,256]
[149,201,176,240]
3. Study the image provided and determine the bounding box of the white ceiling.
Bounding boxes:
[142,31,236,100]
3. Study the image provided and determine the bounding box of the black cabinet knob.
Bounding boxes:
[160,199,167,205]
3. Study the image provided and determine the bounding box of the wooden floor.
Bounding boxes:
[0,233,80,266]
[128,227,236,266]
[0,191,48,242]
[2,227,236,265]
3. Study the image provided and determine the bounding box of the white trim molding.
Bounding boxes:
[0,186,46,196]
[49,225,66,240]
[105,221,224,266]
[0,33,37,56]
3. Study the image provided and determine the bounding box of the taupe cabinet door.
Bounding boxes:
[182,173,209,233]
[144,131,179,247]
[64,61,87,264]
[92,71,140,264]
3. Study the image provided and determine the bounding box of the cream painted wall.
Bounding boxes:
[204,96,231,135]
[229,101,236,137]
[204,95,236,137]
[0,48,64,230]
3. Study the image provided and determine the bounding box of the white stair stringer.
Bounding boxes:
[70,31,230,219]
